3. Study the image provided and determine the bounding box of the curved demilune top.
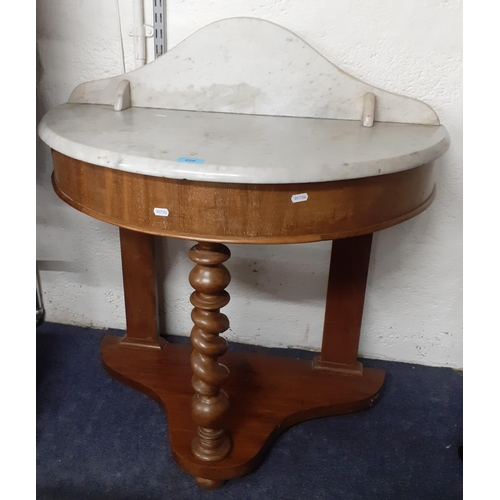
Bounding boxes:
[38,17,450,243]
[39,103,449,185]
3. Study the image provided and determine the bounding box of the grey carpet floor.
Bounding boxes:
[36,322,463,500]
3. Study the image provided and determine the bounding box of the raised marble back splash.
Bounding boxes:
[68,17,439,126]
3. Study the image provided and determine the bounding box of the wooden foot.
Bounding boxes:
[195,477,226,489]
[188,242,232,462]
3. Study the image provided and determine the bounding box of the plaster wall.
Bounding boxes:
[36,0,463,368]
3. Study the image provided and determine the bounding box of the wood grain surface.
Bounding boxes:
[118,228,166,349]
[51,151,435,244]
[313,233,373,375]
[188,242,232,463]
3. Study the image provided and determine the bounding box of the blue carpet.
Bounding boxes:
[36,322,462,499]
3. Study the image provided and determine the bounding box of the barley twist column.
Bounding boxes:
[188,241,232,466]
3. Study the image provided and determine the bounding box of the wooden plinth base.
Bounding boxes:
[101,335,384,483]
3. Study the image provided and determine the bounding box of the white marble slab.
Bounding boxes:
[38,103,449,184]
[67,17,440,126]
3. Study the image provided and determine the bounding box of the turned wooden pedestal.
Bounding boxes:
[49,150,438,488]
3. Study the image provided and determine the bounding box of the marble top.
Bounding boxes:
[38,17,450,184]
[66,17,440,126]
[38,103,449,184]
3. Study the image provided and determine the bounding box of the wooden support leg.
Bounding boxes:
[188,242,232,469]
[119,227,166,349]
[313,233,373,376]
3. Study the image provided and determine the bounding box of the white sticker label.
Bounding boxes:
[291,193,308,203]
[154,207,170,217]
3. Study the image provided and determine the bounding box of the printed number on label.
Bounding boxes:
[291,193,308,203]
[154,208,170,217]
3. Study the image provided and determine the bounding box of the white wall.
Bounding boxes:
[36,0,462,368]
